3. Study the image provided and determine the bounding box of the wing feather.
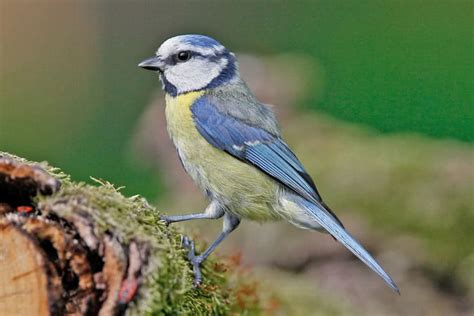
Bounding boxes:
[192,96,322,203]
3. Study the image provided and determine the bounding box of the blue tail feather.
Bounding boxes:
[301,200,400,294]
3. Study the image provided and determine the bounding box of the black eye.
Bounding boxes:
[176,51,191,62]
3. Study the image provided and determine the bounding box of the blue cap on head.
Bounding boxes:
[179,34,224,49]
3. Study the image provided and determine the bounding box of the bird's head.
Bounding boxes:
[139,34,238,96]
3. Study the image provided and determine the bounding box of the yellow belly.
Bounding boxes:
[165,92,280,221]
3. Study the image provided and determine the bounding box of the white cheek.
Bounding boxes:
[165,59,226,93]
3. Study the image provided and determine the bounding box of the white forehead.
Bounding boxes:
[156,35,226,57]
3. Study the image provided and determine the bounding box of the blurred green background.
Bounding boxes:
[1,1,473,315]
[1,1,472,197]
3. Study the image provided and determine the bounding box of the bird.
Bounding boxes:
[138,34,399,293]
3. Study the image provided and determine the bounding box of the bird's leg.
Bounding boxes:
[160,200,224,226]
[182,213,240,286]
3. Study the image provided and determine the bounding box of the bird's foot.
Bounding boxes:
[182,236,204,287]
[159,215,171,226]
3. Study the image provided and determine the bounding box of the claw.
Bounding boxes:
[181,235,190,248]
[181,236,203,287]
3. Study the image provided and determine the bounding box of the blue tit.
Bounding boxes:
[139,34,399,293]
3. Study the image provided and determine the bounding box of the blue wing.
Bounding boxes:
[192,96,345,227]
[191,95,323,204]
[191,95,400,293]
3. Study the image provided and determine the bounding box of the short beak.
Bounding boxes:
[138,56,164,72]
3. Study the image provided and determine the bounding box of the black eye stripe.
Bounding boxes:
[165,51,228,65]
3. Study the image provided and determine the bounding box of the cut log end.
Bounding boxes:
[0,224,58,316]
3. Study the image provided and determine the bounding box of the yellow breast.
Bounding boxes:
[165,91,204,143]
[164,92,280,221]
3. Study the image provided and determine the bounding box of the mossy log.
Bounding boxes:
[0,153,264,315]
